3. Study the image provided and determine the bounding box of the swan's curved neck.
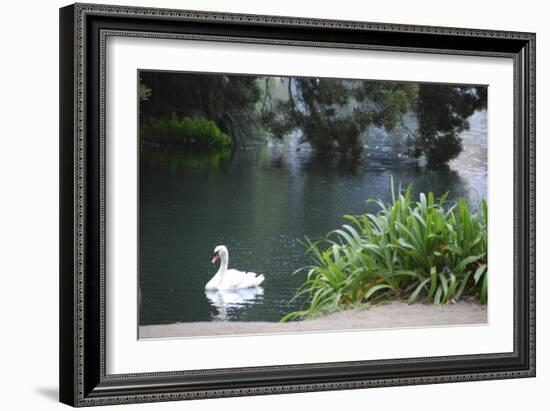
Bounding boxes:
[217,253,229,276]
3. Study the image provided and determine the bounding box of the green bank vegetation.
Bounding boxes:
[141,114,232,151]
[282,182,487,322]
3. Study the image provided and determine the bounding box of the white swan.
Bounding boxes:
[205,245,264,290]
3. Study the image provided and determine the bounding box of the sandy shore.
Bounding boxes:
[139,301,487,339]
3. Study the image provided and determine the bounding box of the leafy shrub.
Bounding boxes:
[281,181,487,322]
[142,114,232,150]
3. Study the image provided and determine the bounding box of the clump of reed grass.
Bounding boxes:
[281,181,487,322]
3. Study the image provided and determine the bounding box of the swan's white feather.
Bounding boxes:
[205,246,264,290]
[206,269,264,290]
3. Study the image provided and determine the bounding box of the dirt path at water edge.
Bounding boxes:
[139,300,487,339]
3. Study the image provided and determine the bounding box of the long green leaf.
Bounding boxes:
[408,278,430,304]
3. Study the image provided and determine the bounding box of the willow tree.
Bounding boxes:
[405,84,487,166]
[263,78,418,156]
[264,78,486,165]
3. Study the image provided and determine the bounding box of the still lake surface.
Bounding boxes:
[139,111,487,325]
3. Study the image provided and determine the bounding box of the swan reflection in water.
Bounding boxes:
[205,287,264,321]
[204,245,264,320]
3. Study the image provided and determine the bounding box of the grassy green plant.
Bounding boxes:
[281,181,487,322]
[142,114,232,150]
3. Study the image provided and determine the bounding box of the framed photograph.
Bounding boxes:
[59,3,535,407]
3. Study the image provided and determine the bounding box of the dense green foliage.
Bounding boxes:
[406,85,487,166]
[140,71,487,165]
[264,79,486,163]
[281,183,487,322]
[264,79,417,156]
[142,114,232,150]
[139,72,263,146]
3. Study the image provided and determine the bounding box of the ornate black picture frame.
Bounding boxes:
[59,3,535,407]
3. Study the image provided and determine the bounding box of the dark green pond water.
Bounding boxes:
[139,111,487,325]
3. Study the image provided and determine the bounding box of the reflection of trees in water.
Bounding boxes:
[303,152,366,176]
[314,156,469,206]
[140,146,231,174]
[396,164,468,203]
[142,138,483,212]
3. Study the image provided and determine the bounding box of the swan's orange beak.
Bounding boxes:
[211,254,219,264]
